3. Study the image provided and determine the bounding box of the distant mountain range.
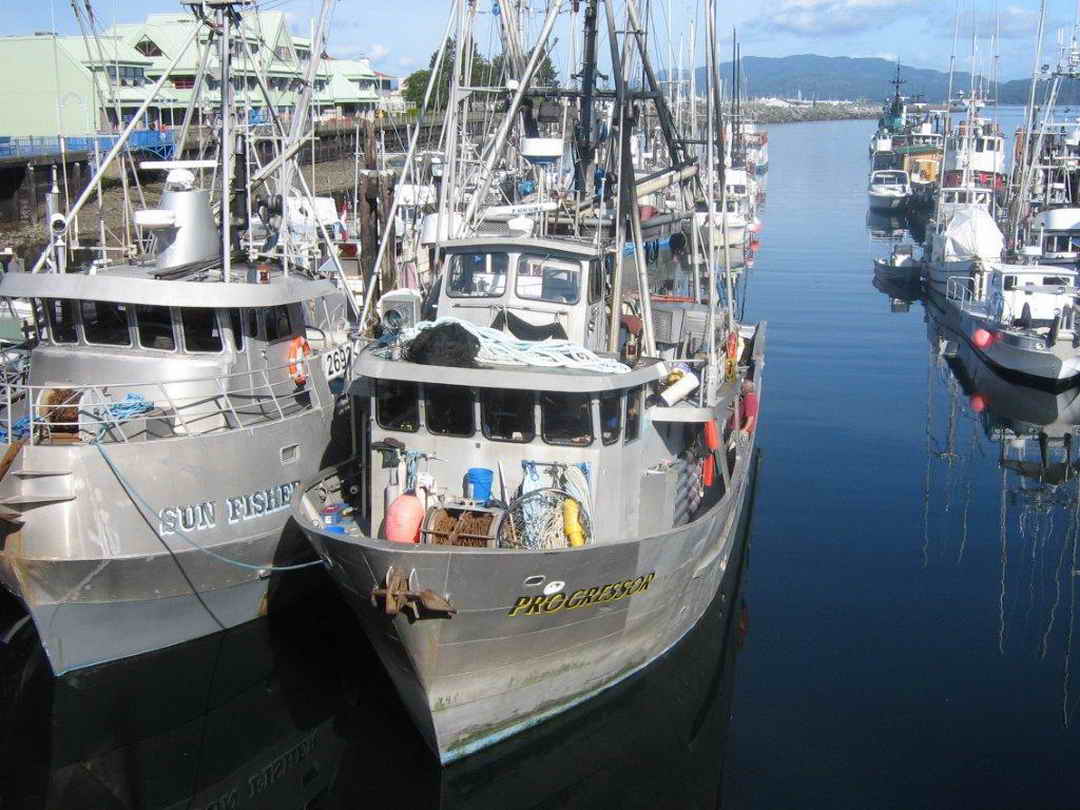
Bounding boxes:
[674,54,1080,107]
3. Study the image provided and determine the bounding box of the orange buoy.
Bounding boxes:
[288,336,312,385]
[386,494,424,543]
[970,393,987,413]
[703,455,715,488]
[704,419,721,451]
[972,329,993,350]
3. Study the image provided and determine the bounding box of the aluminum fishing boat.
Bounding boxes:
[291,0,762,762]
[295,234,764,763]
[0,0,357,674]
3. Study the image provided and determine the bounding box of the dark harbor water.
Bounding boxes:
[4,110,1080,809]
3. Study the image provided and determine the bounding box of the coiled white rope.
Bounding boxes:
[402,317,630,374]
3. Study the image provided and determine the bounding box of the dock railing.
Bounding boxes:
[0,356,324,446]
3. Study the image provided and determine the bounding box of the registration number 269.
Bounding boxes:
[322,345,352,380]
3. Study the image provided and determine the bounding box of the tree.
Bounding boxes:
[404,39,559,112]
[402,69,431,108]
[491,49,559,89]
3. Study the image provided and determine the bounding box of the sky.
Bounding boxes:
[2,0,1078,84]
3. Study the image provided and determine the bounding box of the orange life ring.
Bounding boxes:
[288,337,312,385]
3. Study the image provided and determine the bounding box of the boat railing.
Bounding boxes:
[0,357,324,446]
[946,276,976,307]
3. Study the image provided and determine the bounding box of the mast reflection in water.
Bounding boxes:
[0,456,759,810]
[925,305,1080,726]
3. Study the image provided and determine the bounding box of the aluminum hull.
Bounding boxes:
[0,382,347,674]
[303,431,757,764]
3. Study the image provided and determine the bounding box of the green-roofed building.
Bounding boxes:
[0,11,380,137]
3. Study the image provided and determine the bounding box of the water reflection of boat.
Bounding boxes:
[872,273,922,312]
[0,590,356,810]
[866,209,910,240]
[923,307,1080,725]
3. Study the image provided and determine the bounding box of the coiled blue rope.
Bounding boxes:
[0,416,31,443]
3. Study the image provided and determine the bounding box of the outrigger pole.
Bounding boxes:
[30,21,203,274]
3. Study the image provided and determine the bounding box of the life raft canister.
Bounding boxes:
[288,336,312,385]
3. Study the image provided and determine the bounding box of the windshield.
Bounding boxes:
[447,252,509,298]
[516,255,581,304]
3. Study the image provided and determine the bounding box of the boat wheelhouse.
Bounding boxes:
[868,169,912,210]
[1032,207,1080,266]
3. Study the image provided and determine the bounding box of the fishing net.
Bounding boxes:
[498,487,592,550]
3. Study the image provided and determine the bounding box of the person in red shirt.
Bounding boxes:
[739,380,759,434]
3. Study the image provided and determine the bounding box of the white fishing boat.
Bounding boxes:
[873,243,922,282]
[868,169,912,210]
[941,263,1080,388]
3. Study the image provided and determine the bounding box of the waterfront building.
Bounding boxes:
[0,11,380,137]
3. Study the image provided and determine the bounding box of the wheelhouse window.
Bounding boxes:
[1004,276,1017,291]
[540,392,593,446]
[135,305,175,350]
[481,389,534,442]
[263,305,292,342]
[181,308,223,352]
[80,301,131,346]
[229,309,245,350]
[1043,276,1070,286]
[599,390,622,446]
[625,385,642,442]
[447,252,508,298]
[44,298,77,343]
[516,255,581,304]
[426,384,473,436]
[376,380,419,432]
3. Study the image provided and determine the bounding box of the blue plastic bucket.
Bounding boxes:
[466,467,494,501]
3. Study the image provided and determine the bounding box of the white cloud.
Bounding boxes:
[369,42,390,62]
[749,0,926,37]
[872,51,899,62]
[399,56,416,68]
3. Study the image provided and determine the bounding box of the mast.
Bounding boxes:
[575,0,600,204]
[219,4,234,280]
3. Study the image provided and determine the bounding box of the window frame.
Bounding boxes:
[135,304,178,352]
[228,308,245,351]
[480,388,536,444]
[540,391,594,447]
[599,390,622,446]
[515,254,582,305]
[624,385,642,443]
[263,304,293,343]
[446,252,510,299]
[424,383,475,437]
[179,307,225,354]
[80,300,133,347]
[375,380,420,433]
[44,298,78,345]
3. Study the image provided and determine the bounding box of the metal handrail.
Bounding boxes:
[946,276,975,306]
[0,353,329,446]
